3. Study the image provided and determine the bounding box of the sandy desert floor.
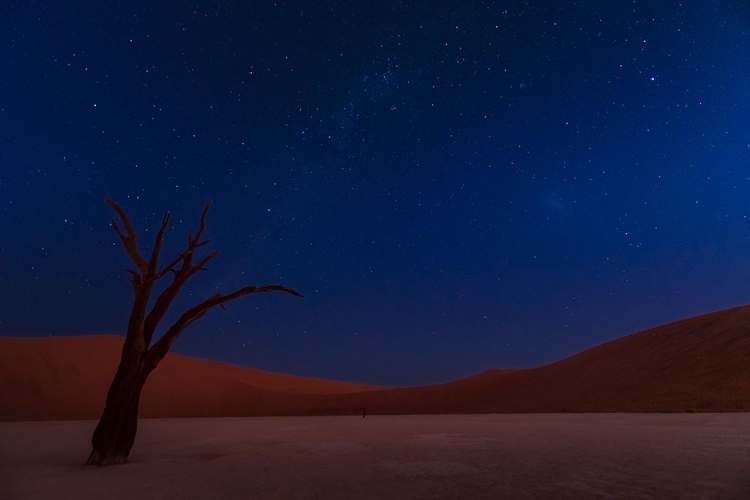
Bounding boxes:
[1,414,749,499]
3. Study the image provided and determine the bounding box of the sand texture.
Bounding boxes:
[2,414,749,499]
[3,304,750,420]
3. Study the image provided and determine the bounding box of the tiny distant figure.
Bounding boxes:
[363,407,367,418]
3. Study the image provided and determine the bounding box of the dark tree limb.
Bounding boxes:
[105,197,149,274]
[141,252,218,347]
[146,284,303,369]
[147,212,171,276]
[152,201,211,280]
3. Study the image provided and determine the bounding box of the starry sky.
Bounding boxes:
[2,1,749,386]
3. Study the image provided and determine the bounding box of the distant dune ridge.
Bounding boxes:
[2,304,749,421]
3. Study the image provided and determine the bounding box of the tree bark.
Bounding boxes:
[87,362,150,466]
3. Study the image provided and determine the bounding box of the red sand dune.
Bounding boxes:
[0,335,385,421]
[2,304,750,420]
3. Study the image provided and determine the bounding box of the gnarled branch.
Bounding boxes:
[141,250,218,347]
[153,201,211,281]
[147,212,171,276]
[106,198,302,351]
[105,198,149,274]
[146,284,303,368]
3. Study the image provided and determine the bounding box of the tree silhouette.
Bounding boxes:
[86,198,302,466]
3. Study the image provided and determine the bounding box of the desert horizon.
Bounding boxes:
[3,303,750,422]
[4,270,748,499]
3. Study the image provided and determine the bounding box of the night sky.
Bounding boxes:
[2,1,749,386]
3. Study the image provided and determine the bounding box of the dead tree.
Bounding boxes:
[86,198,302,466]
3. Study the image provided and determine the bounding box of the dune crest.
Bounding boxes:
[2,304,750,421]
[0,335,384,421]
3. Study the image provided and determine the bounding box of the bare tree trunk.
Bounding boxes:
[87,363,149,465]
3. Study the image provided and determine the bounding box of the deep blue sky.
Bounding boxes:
[1,1,749,386]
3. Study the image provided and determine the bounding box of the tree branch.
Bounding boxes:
[146,285,303,368]
[105,198,303,374]
[153,202,211,280]
[193,201,210,244]
[125,269,142,286]
[105,197,149,274]
[141,207,216,346]
[141,252,217,347]
[189,251,218,276]
[147,212,170,276]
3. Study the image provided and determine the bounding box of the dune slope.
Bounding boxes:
[317,303,750,414]
[2,304,749,420]
[0,335,384,421]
